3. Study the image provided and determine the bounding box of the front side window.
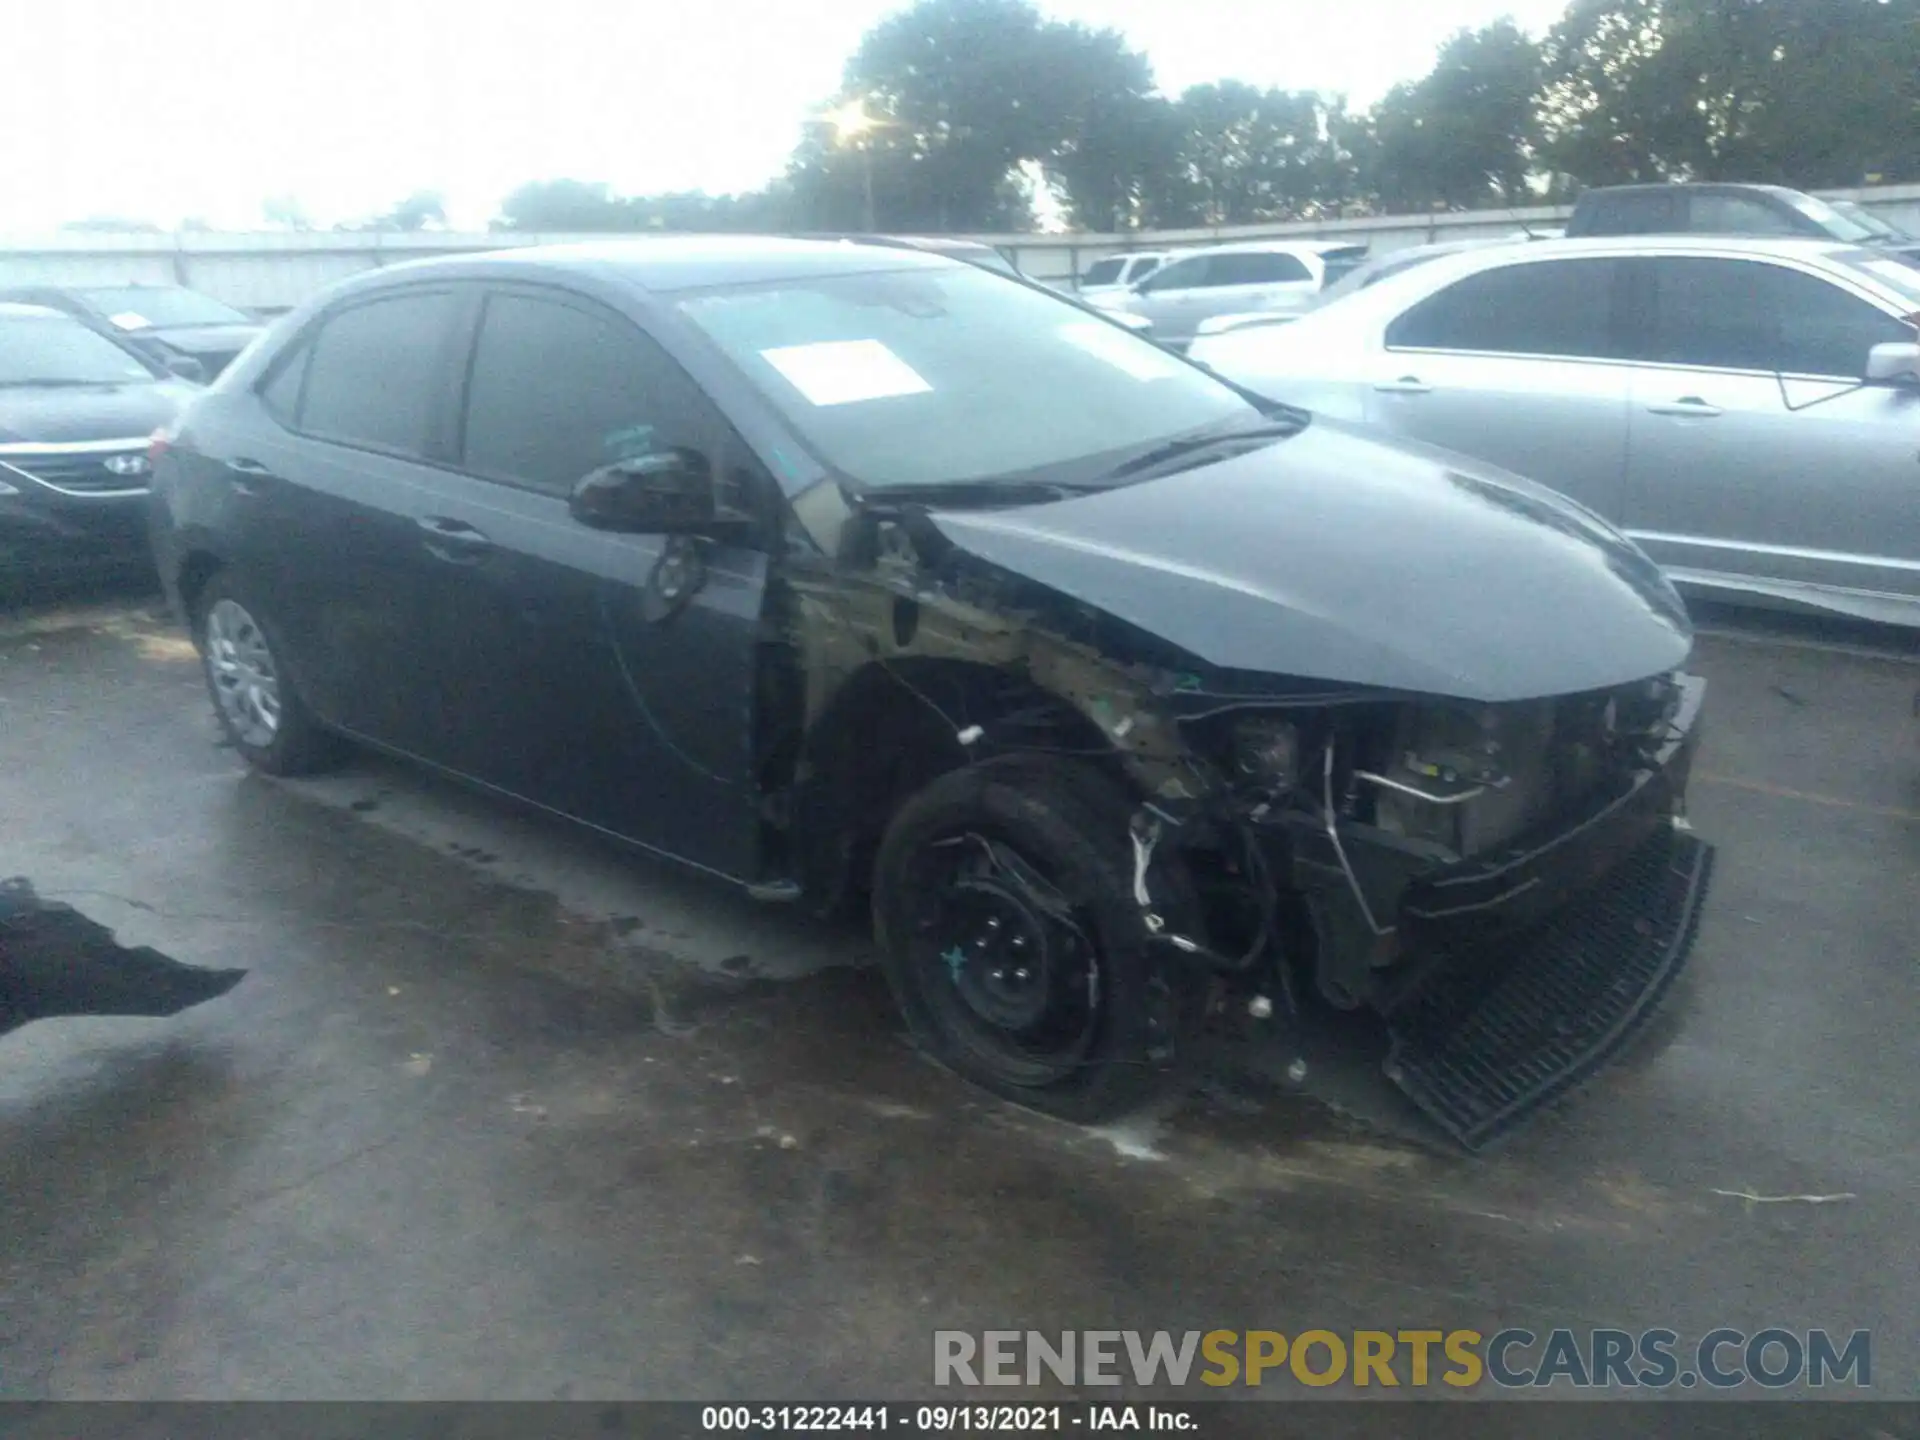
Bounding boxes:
[461,291,722,496]
[1688,195,1801,237]
[1639,258,1912,377]
[1387,259,1619,359]
[675,264,1260,490]
[1142,256,1211,292]
[297,290,460,456]
[1128,256,1162,281]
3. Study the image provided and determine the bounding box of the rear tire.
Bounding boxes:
[872,755,1206,1123]
[193,573,343,776]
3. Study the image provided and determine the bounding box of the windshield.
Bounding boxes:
[677,265,1261,490]
[1082,258,1126,286]
[74,286,251,330]
[1782,193,1881,244]
[0,311,159,386]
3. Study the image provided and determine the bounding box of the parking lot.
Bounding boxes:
[0,587,1916,1414]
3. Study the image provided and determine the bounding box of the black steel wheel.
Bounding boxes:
[872,755,1204,1122]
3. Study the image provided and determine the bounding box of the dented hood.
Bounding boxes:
[926,419,1693,703]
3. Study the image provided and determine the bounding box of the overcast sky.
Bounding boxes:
[1,0,1569,232]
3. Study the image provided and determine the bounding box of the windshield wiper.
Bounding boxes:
[0,378,118,389]
[1103,419,1301,481]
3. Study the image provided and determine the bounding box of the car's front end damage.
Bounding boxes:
[773,417,1716,1148]
[1139,671,1711,1147]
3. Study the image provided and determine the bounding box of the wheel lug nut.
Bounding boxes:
[1014,968,1029,981]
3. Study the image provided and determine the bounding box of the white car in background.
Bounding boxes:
[1075,250,1168,300]
[1084,240,1371,349]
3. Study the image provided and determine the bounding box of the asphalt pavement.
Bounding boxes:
[0,591,1914,1421]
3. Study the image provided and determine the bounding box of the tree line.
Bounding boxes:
[330,0,1920,236]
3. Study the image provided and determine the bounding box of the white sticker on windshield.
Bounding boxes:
[108,311,150,330]
[760,339,932,406]
[1057,321,1187,380]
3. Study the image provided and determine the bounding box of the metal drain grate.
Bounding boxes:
[1383,828,1715,1151]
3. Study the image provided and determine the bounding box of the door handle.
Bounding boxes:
[223,456,272,496]
[1647,397,1723,418]
[417,515,494,563]
[1373,377,1432,395]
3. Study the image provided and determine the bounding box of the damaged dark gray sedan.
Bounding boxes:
[148,238,1714,1148]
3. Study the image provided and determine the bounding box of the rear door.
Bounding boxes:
[1190,251,1320,331]
[412,284,773,879]
[1366,256,1634,519]
[198,286,470,751]
[1620,255,1920,602]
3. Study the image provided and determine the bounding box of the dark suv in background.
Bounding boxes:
[1566,183,1920,263]
[0,283,265,381]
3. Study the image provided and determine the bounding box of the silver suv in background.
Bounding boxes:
[1190,235,1920,626]
[1085,240,1370,348]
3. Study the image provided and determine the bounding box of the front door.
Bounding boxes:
[1621,255,1920,602]
[414,285,773,881]
[1365,255,1634,520]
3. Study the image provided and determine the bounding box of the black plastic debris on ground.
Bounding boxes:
[0,877,246,1037]
[1383,829,1716,1152]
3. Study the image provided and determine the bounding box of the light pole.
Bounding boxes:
[827,100,879,231]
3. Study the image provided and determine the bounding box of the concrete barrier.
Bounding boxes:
[5,184,1917,311]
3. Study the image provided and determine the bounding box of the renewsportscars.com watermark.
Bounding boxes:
[933,1328,1872,1391]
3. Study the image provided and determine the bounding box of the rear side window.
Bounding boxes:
[259,345,310,425]
[1082,259,1125,286]
[1578,191,1677,234]
[1387,259,1619,359]
[460,290,725,496]
[1638,258,1912,377]
[1212,252,1312,285]
[297,291,460,456]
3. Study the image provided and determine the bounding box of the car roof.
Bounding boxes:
[1191,239,1368,257]
[1466,233,1865,261]
[360,236,957,296]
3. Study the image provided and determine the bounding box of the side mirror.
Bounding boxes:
[164,354,206,384]
[1866,341,1920,386]
[570,448,735,533]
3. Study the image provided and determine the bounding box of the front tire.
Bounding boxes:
[193,574,342,776]
[872,755,1205,1123]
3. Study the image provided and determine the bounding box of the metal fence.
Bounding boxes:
[5,184,1918,313]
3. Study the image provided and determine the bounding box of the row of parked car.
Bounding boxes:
[1075,182,1920,353]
